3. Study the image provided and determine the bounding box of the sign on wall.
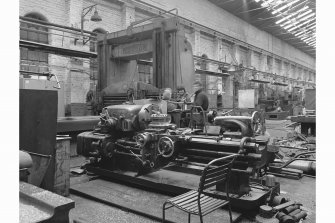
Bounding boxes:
[112,39,153,60]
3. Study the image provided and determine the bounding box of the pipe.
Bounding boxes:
[184,148,262,161]
[19,70,49,77]
[281,215,295,223]
[287,160,315,173]
[270,151,315,170]
[186,137,257,149]
[292,211,307,221]
[184,155,249,168]
[288,209,301,217]
[283,205,300,215]
[20,16,96,35]
[20,21,95,39]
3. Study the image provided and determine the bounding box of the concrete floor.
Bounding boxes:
[69,194,158,223]
[68,171,315,223]
[278,176,315,223]
[68,119,316,223]
[70,158,159,223]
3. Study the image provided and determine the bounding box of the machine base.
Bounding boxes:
[85,164,277,211]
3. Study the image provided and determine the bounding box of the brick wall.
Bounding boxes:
[20,0,68,24]
[20,0,125,115]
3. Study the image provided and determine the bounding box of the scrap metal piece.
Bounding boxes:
[273,201,296,212]
[20,182,74,223]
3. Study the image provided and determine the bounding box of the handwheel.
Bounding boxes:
[157,137,175,158]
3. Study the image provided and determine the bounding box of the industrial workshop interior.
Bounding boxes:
[10,0,327,222]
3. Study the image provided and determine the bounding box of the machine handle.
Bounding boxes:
[239,137,254,154]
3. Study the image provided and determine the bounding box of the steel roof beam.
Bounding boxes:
[276,6,309,24]
[287,18,314,32]
[272,0,301,14]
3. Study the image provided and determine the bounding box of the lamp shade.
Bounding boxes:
[91,9,102,22]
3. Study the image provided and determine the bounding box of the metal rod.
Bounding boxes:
[82,4,98,17]
[114,142,141,151]
[114,151,142,158]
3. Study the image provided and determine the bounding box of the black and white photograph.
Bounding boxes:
[3,0,329,222]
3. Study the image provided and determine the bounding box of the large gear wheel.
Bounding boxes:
[157,137,175,158]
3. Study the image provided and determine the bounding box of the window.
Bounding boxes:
[221,40,234,64]
[138,63,153,84]
[275,59,281,74]
[20,13,49,75]
[253,51,261,70]
[238,46,248,66]
[20,13,48,44]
